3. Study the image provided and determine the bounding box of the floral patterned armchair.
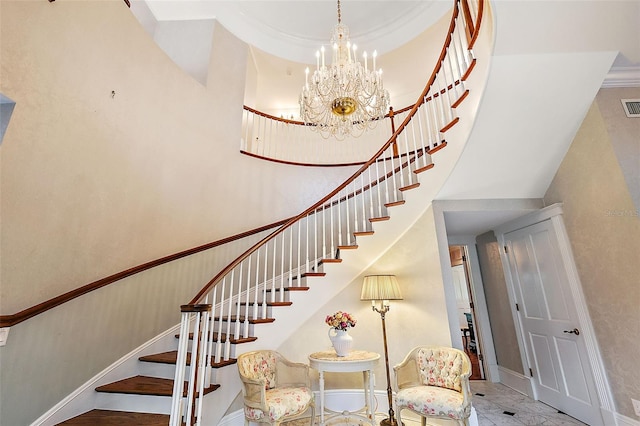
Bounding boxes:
[237,350,315,426]
[393,346,472,426]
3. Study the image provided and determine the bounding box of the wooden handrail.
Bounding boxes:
[239,150,368,168]
[0,218,290,328]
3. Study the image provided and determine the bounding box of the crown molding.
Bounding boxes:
[602,65,640,88]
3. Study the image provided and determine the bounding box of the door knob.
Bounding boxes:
[563,328,580,335]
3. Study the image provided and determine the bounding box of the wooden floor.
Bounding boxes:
[465,346,483,380]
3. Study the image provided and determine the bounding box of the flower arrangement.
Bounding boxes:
[325,311,357,331]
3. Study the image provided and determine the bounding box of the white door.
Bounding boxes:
[504,219,603,426]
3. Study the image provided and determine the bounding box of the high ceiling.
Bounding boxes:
[141,0,452,64]
[132,0,639,237]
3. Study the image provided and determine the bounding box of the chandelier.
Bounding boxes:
[299,0,390,140]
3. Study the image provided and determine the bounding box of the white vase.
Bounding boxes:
[328,328,353,357]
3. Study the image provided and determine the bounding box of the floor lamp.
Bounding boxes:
[361,275,403,426]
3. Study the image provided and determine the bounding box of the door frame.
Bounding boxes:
[448,238,497,380]
[494,203,616,425]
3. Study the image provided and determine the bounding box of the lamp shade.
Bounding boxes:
[361,275,402,301]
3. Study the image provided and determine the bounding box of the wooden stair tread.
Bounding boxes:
[370,216,390,222]
[354,231,374,236]
[180,332,258,344]
[337,244,358,250]
[266,286,310,292]
[238,301,293,307]
[96,376,174,397]
[414,163,435,174]
[96,375,219,397]
[57,409,169,425]
[302,272,326,277]
[427,141,447,154]
[385,200,405,207]
[400,182,420,192]
[212,315,275,324]
[139,351,237,368]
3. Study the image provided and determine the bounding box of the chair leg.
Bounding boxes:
[309,402,316,426]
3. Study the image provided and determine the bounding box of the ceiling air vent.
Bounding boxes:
[621,99,640,118]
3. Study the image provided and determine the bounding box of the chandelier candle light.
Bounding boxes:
[299,0,390,139]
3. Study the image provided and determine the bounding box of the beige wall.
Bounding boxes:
[475,231,523,375]
[0,0,356,317]
[544,88,640,419]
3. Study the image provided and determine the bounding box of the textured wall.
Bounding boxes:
[0,0,355,317]
[544,90,640,420]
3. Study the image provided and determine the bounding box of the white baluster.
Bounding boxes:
[337,191,343,248]
[375,159,383,218]
[218,277,227,360]
[226,270,235,348]
[288,227,294,288]
[322,204,327,261]
[185,311,202,426]
[170,312,191,426]
[345,184,351,245]
[280,233,285,301]
[297,221,302,283]
[271,239,277,304]
[368,166,375,219]
[305,215,310,270]
[195,308,211,425]
[262,243,268,318]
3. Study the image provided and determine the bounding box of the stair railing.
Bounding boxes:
[241,105,398,166]
[170,0,484,424]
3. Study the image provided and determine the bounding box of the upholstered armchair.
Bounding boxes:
[237,350,315,426]
[393,346,472,426]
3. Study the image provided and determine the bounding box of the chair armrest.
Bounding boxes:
[275,359,311,387]
[393,356,422,390]
[459,353,473,409]
[240,375,269,413]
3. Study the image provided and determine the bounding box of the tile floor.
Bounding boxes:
[469,381,586,426]
[283,381,587,426]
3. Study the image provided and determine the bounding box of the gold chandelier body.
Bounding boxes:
[299,3,390,140]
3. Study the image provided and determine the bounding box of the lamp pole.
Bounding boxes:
[373,304,402,426]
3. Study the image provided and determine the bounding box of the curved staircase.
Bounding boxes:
[53,0,487,424]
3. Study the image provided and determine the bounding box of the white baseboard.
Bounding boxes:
[497,366,533,397]
[615,412,640,426]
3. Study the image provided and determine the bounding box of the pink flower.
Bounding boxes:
[325,310,357,330]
